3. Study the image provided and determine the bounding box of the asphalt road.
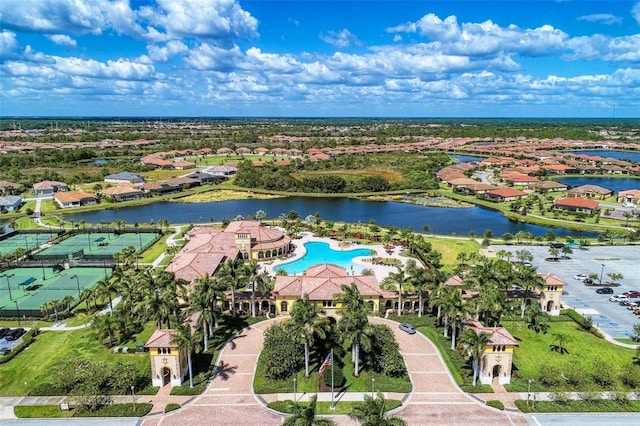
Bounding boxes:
[493,244,640,338]
[526,413,640,426]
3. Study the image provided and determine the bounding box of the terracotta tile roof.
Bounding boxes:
[166,252,227,283]
[145,329,177,348]
[33,180,67,190]
[54,191,96,203]
[101,185,144,196]
[567,184,612,196]
[538,273,566,287]
[466,320,519,346]
[486,188,527,198]
[444,275,463,287]
[553,197,599,209]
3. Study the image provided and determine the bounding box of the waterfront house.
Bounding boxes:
[484,188,527,202]
[567,184,612,199]
[54,191,98,208]
[0,195,22,211]
[552,197,599,214]
[104,172,144,184]
[618,189,640,206]
[100,184,145,202]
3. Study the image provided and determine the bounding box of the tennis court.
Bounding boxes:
[0,232,54,255]
[0,266,107,318]
[35,231,159,259]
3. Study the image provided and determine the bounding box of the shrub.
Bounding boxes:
[486,400,505,410]
[591,359,617,388]
[551,391,569,404]
[619,364,640,388]
[538,365,563,387]
[562,363,587,388]
[365,325,407,378]
[323,365,345,388]
[578,391,601,402]
[612,391,631,404]
[261,323,304,380]
[164,403,181,413]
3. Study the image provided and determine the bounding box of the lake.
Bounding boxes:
[555,177,640,193]
[449,154,486,164]
[566,150,640,163]
[64,197,597,238]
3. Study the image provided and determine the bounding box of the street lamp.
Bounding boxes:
[70,275,81,298]
[131,385,136,414]
[293,377,297,403]
[599,263,605,285]
[371,378,375,397]
[14,300,21,326]
[1,274,15,301]
[527,379,533,403]
[41,259,46,281]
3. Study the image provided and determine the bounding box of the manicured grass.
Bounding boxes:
[503,318,636,389]
[0,326,151,396]
[514,399,640,413]
[486,400,505,410]
[427,237,480,272]
[138,233,169,264]
[164,403,181,413]
[15,403,153,418]
[267,399,402,415]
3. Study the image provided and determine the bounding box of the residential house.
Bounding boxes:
[0,180,23,195]
[182,171,227,184]
[618,189,640,206]
[552,197,599,214]
[54,191,98,208]
[172,160,196,170]
[529,180,568,193]
[33,180,68,196]
[567,184,612,199]
[203,165,237,176]
[141,182,179,194]
[484,188,527,202]
[101,185,145,202]
[0,195,22,211]
[104,172,145,184]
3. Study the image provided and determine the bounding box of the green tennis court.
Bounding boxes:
[0,267,107,318]
[0,233,53,255]
[36,232,158,258]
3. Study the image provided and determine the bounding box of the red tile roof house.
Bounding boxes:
[567,184,613,199]
[552,197,599,215]
[484,188,527,202]
[54,191,98,208]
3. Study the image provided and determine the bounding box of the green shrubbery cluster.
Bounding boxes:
[261,322,304,380]
[365,325,407,378]
[537,360,640,390]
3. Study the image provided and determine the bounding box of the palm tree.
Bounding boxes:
[286,294,331,377]
[348,392,407,426]
[526,303,550,334]
[247,264,272,317]
[284,395,335,426]
[336,283,373,377]
[187,290,214,351]
[171,323,202,388]
[217,259,251,318]
[381,265,411,316]
[95,276,119,312]
[158,218,170,233]
[92,312,116,346]
[461,328,491,386]
[514,264,545,318]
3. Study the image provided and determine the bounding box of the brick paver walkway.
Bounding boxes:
[140,317,528,426]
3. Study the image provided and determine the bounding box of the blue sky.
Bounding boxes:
[1,0,639,117]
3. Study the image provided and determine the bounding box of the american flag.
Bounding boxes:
[318,352,332,376]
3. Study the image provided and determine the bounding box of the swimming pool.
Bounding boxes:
[276,241,373,275]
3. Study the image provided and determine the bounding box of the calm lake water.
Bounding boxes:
[449,154,486,164]
[566,150,640,163]
[65,197,597,238]
[555,177,640,192]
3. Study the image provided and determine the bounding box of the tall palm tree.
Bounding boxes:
[286,294,331,377]
[187,289,213,351]
[381,265,411,316]
[217,259,251,318]
[348,392,407,426]
[171,323,202,388]
[461,328,491,387]
[514,263,545,318]
[336,283,373,377]
[284,395,335,426]
[92,312,116,346]
[95,276,119,312]
[246,263,272,317]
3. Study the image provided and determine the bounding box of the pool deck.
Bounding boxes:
[261,233,413,282]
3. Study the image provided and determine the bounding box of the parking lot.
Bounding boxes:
[493,244,640,339]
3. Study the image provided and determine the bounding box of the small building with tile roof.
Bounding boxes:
[100,184,145,202]
[54,191,98,208]
[144,329,188,387]
[104,171,144,184]
[33,180,68,196]
[617,189,640,206]
[465,320,519,385]
[538,273,566,316]
[484,188,527,202]
[552,197,599,214]
[567,184,612,199]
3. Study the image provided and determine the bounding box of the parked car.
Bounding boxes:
[583,278,594,285]
[550,242,565,249]
[627,302,639,310]
[609,295,629,302]
[574,274,587,280]
[596,288,614,294]
[623,290,640,298]
[0,328,9,339]
[4,328,25,341]
[399,323,416,334]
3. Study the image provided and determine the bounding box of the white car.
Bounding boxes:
[609,295,628,302]
[574,274,587,280]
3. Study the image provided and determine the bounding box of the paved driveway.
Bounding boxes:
[493,245,640,338]
[143,317,526,426]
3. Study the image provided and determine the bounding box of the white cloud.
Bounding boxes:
[565,34,640,62]
[319,29,360,48]
[184,42,244,71]
[0,31,20,60]
[47,34,77,48]
[147,40,188,62]
[633,2,640,25]
[577,13,622,25]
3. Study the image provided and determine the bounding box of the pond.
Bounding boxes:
[555,177,640,193]
[565,150,640,163]
[64,197,598,238]
[449,154,487,164]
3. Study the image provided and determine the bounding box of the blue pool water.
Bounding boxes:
[276,241,373,275]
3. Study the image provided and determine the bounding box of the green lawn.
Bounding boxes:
[503,318,637,391]
[138,233,170,264]
[0,325,153,396]
[428,237,480,272]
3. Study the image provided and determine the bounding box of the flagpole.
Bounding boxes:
[330,348,335,410]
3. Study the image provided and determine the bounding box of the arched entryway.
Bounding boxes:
[161,367,171,386]
[492,364,501,378]
[546,301,554,312]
